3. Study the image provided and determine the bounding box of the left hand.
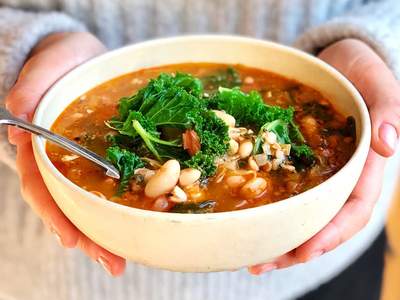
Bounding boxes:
[249,39,400,275]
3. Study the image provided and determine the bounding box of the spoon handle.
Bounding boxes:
[0,107,120,179]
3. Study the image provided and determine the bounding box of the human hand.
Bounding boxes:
[5,32,126,276]
[249,38,400,274]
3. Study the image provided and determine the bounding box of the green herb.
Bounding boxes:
[291,144,315,170]
[183,109,230,178]
[208,87,294,127]
[106,146,144,195]
[183,151,217,178]
[201,67,241,91]
[118,73,203,120]
[187,110,229,157]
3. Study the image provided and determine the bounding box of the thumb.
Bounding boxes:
[318,39,400,157]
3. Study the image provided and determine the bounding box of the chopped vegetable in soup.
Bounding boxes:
[47,63,356,213]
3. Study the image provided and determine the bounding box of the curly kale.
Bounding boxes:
[183,151,218,178]
[208,87,294,127]
[106,146,144,195]
[187,110,229,157]
[106,73,230,185]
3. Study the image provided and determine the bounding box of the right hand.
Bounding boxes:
[5,32,126,276]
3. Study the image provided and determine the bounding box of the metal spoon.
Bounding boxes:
[0,107,120,179]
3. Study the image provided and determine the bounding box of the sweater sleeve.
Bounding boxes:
[295,0,400,79]
[0,7,87,169]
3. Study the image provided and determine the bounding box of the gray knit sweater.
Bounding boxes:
[0,1,400,300]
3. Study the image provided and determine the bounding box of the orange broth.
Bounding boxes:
[47,63,356,213]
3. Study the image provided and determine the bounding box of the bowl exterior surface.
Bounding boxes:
[32,36,370,272]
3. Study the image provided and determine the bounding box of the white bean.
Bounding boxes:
[145,159,180,198]
[272,159,282,170]
[282,164,296,172]
[248,156,259,171]
[240,177,267,199]
[228,139,239,155]
[169,186,187,203]
[228,128,241,140]
[179,168,201,187]
[239,140,253,159]
[212,110,236,127]
[244,76,255,84]
[226,175,246,188]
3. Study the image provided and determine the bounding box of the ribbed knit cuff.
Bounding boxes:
[0,7,86,169]
[295,0,400,79]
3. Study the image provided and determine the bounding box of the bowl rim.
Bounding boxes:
[32,34,371,221]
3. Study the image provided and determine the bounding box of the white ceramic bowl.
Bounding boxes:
[32,35,370,272]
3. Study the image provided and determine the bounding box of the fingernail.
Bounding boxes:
[251,263,277,275]
[379,123,398,152]
[259,263,277,273]
[309,250,324,260]
[98,256,113,276]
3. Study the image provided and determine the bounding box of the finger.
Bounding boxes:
[249,149,385,274]
[16,142,80,248]
[16,143,126,276]
[248,251,297,275]
[6,33,105,146]
[8,115,32,146]
[319,39,400,157]
[77,234,126,276]
[294,149,386,261]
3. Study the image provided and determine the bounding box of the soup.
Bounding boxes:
[47,63,356,213]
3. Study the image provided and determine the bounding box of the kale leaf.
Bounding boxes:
[106,146,144,195]
[183,151,218,178]
[106,73,206,161]
[107,73,230,179]
[187,110,229,157]
[118,73,203,120]
[208,87,294,127]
